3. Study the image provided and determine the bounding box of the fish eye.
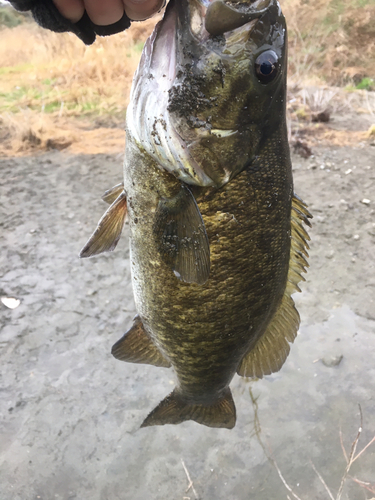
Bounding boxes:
[254,50,279,84]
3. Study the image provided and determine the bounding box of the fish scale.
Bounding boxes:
[124,126,292,412]
[80,0,312,428]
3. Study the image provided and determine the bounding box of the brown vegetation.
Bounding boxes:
[0,1,374,155]
[282,0,375,86]
[0,16,158,155]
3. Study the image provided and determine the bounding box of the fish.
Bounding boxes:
[80,0,312,429]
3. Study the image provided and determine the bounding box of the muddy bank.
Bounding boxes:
[1,141,375,499]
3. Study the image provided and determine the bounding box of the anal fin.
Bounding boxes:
[141,388,236,429]
[237,194,312,378]
[153,185,210,285]
[111,315,171,368]
[80,191,127,258]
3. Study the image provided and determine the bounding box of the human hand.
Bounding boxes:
[9,0,164,44]
[53,0,165,23]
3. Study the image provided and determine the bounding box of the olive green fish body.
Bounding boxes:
[125,121,293,404]
[80,0,312,429]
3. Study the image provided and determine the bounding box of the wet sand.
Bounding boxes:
[1,138,375,499]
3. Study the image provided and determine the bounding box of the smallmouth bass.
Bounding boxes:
[81,0,312,429]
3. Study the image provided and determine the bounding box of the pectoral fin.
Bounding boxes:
[153,185,210,285]
[141,388,236,429]
[111,315,171,368]
[80,191,127,258]
[102,183,124,204]
[237,194,312,378]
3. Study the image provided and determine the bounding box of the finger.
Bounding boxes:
[123,0,164,21]
[53,0,85,22]
[83,0,125,25]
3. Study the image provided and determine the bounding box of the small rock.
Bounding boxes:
[345,169,352,175]
[361,199,370,205]
[322,355,343,367]
[353,234,360,240]
[1,297,21,309]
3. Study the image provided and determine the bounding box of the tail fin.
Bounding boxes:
[140,388,236,429]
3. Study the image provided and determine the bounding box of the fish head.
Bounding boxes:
[126,0,287,187]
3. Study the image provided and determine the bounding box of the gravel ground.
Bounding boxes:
[1,135,375,499]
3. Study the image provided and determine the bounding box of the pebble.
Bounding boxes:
[353,234,360,240]
[1,297,21,309]
[361,199,371,205]
[322,355,343,367]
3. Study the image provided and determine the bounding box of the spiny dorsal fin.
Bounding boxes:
[237,194,312,378]
[111,315,171,368]
[141,388,236,429]
[80,191,127,258]
[153,185,210,285]
[102,183,124,205]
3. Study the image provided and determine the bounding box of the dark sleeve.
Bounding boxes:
[8,0,131,45]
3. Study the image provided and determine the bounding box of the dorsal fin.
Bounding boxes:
[237,194,312,378]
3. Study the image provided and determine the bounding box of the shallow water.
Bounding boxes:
[1,151,374,500]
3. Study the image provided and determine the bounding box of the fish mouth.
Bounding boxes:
[126,0,275,187]
[189,0,273,39]
[127,0,215,186]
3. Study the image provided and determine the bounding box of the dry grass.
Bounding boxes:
[249,389,375,500]
[282,0,375,87]
[0,16,158,154]
[0,18,157,117]
[0,1,374,155]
